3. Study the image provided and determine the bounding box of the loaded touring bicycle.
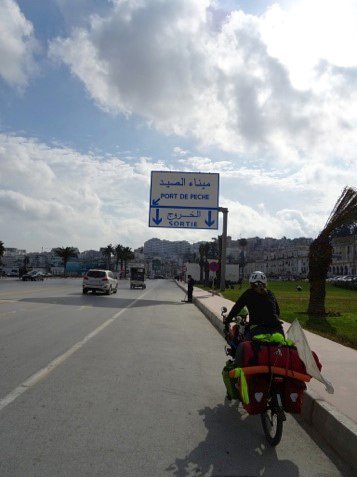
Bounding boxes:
[221,307,322,446]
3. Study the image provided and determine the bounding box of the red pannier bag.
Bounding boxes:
[241,374,270,415]
[240,341,322,375]
[239,341,322,415]
[282,378,307,413]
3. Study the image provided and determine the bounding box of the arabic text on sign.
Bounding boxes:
[159,178,211,189]
[167,211,201,220]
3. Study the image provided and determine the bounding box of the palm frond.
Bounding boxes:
[320,186,357,239]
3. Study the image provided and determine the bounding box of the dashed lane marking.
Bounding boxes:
[0,287,151,412]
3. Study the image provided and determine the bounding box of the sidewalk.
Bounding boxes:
[176,281,357,472]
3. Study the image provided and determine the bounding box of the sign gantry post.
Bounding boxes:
[219,207,228,290]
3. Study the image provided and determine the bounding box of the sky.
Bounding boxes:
[0,0,356,253]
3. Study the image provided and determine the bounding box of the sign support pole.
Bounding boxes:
[219,207,228,290]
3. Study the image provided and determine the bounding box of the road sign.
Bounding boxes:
[209,261,220,272]
[149,171,219,229]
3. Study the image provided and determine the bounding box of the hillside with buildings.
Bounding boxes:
[1,233,356,280]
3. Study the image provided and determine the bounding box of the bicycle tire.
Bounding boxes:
[261,408,283,446]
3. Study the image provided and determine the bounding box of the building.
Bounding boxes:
[2,233,356,279]
[143,238,191,260]
[1,248,26,273]
[330,234,357,276]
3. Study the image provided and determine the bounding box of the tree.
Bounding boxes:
[54,247,78,276]
[203,242,210,284]
[102,244,114,270]
[238,238,248,279]
[114,244,124,272]
[19,255,30,277]
[308,187,357,315]
[0,241,4,264]
[198,244,205,283]
[121,246,135,277]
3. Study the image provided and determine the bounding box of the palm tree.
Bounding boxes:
[238,238,248,279]
[121,246,135,278]
[54,247,78,276]
[114,244,124,272]
[204,242,210,284]
[0,241,4,264]
[308,187,357,315]
[102,244,114,270]
[198,244,205,283]
[20,255,30,276]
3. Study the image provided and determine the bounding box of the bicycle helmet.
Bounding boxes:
[249,271,267,285]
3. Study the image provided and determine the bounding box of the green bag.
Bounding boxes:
[222,361,239,400]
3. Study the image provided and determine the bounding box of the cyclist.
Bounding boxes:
[224,271,284,339]
[223,271,284,400]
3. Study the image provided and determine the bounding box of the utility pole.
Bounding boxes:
[219,207,228,290]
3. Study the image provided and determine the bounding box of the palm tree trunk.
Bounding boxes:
[307,187,357,316]
[308,277,327,315]
[199,260,204,282]
[307,236,332,315]
[204,261,209,285]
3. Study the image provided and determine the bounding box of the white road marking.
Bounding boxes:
[0,288,151,412]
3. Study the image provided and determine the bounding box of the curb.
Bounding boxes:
[301,390,357,472]
[177,281,357,473]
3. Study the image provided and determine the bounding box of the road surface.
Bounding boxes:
[0,278,352,476]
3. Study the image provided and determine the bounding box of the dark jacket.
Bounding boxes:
[187,277,195,291]
[227,288,281,331]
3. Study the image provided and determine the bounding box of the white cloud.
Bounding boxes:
[2,1,356,250]
[173,147,190,157]
[0,134,159,250]
[48,0,357,166]
[220,197,320,240]
[0,0,38,88]
[1,133,354,252]
[259,0,357,90]
[178,155,234,172]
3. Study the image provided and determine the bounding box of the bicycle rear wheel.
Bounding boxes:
[261,407,283,446]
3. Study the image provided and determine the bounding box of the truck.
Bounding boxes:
[130,266,146,289]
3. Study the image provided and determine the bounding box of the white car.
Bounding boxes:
[82,269,118,295]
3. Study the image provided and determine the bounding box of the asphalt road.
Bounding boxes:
[0,278,351,476]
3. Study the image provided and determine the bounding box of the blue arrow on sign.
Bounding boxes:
[152,197,161,206]
[205,211,215,227]
[152,209,162,225]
